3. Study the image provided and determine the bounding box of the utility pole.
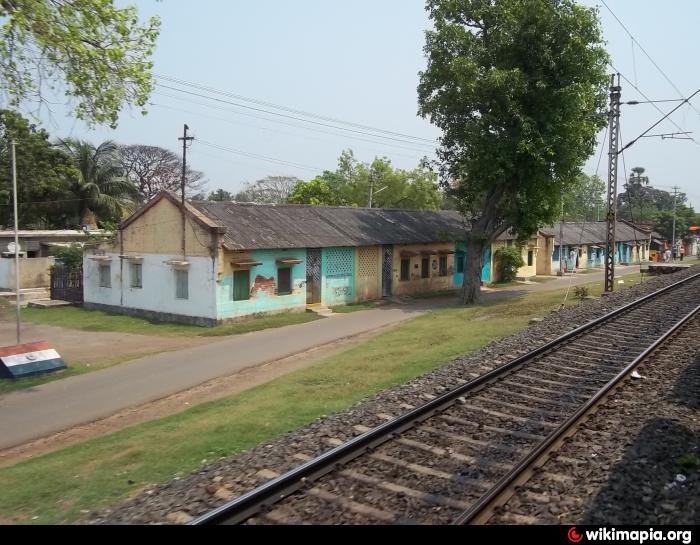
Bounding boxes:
[605,74,622,293]
[11,140,20,344]
[558,200,564,276]
[177,124,194,258]
[671,185,679,262]
[368,167,374,208]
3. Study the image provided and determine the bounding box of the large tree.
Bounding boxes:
[288,150,442,209]
[58,138,140,226]
[287,177,342,205]
[618,166,676,225]
[563,173,606,221]
[236,176,300,204]
[0,0,160,127]
[418,0,609,303]
[0,109,76,228]
[119,144,205,200]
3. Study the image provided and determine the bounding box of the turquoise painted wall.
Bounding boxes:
[322,247,355,306]
[482,247,491,282]
[216,249,307,320]
[452,242,491,284]
[453,241,466,287]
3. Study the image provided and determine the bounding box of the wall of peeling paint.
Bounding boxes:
[216,248,307,320]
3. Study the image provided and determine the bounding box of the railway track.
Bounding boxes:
[191,273,700,525]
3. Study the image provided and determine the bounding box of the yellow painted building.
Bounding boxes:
[392,242,455,296]
[355,245,383,302]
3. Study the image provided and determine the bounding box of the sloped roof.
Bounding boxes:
[188,201,469,250]
[541,221,651,245]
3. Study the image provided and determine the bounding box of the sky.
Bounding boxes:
[27,0,700,208]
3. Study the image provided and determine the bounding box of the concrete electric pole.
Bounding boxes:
[671,185,679,261]
[177,124,194,258]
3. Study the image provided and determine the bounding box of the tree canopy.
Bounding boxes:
[617,166,699,241]
[0,0,160,127]
[234,176,300,204]
[119,144,206,201]
[418,0,609,303]
[563,173,606,221]
[0,108,77,228]
[58,138,140,226]
[288,150,442,209]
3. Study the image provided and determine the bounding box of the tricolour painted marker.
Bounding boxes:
[0,341,66,379]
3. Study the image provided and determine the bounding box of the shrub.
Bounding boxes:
[573,286,590,301]
[52,243,84,270]
[494,247,525,283]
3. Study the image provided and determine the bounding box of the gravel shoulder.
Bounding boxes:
[490,313,699,525]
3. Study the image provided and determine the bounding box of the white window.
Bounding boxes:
[175,269,188,300]
[99,264,111,288]
[130,262,142,289]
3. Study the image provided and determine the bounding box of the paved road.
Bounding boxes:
[0,306,426,449]
[0,264,645,449]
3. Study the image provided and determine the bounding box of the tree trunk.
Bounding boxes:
[460,236,486,305]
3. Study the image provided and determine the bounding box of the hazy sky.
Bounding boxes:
[29,1,700,208]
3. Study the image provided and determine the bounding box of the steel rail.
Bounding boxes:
[190,272,699,525]
[455,299,700,525]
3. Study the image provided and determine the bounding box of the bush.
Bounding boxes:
[573,286,590,301]
[52,243,84,270]
[494,247,525,282]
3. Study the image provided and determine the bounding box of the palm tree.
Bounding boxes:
[57,139,140,226]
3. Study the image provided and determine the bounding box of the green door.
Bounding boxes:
[233,269,250,301]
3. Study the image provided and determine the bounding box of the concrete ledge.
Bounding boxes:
[646,263,693,275]
[83,302,217,327]
[27,299,73,308]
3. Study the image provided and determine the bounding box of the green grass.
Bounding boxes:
[0,350,166,396]
[329,301,379,313]
[0,309,320,395]
[19,306,320,337]
[0,275,639,525]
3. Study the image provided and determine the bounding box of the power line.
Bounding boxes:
[156,83,438,149]
[155,73,438,144]
[197,139,323,172]
[150,98,435,157]
[610,63,700,147]
[600,0,700,117]
[620,87,700,153]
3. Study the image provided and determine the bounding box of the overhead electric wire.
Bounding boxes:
[155,73,438,144]
[197,139,323,172]
[620,87,700,153]
[600,0,700,117]
[610,64,700,148]
[156,83,438,149]
[150,95,435,156]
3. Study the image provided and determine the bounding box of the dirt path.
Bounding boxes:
[0,321,212,364]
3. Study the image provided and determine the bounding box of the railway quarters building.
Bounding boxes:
[83,192,472,325]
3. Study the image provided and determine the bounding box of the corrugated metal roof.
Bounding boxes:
[541,222,651,245]
[188,201,469,250]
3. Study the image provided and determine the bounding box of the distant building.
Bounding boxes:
[541,221,651,273]
[0,229,103,290]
